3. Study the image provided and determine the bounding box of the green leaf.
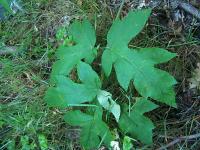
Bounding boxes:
[102,49,115,77]
[51,19,96,82]
[64,110,93,126]
[0,0,12,13]
[56,27,67,41]
[97,90,120,122]
[102,9,177,107]
[123,136,133,150]
[77,61,101,88]
[107,9,151,48]
[64,108,113,150]
[45,62,101,107]
[38,134,48,150]
[119,98,158,144]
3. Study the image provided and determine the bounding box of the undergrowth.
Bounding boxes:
[44,8,178,149]
[0,0,200,149]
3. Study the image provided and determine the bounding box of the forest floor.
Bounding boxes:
[0,0,200,149]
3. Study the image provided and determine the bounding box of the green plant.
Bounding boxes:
[0,0,12,13]
[38,134,48,150]
[45,9,177,149]
[20,135,36,150]
[123,136,133,150]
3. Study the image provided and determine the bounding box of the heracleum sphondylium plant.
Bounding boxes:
[45,9,177,149]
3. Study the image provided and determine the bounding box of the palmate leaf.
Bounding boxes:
[45,61,121,115]
[64,108,113,150]
[102,9,177,107]
[45,62,101,107]
[50,19,96,82]
[119,98,158,144]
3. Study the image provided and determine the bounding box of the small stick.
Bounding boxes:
[157,133,200,150]
[179,2,200,20]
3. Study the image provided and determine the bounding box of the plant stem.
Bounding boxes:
[116,0,125,19]
[157,133,200,150]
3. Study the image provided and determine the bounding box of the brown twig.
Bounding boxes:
[157,133,200,150]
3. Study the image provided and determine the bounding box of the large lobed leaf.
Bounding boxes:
[50,20,96,82]
[45,61,121,119]
[119,98,158,144]
[64,108,113,150]
[45,62,101,107]
[102,9,177,107]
